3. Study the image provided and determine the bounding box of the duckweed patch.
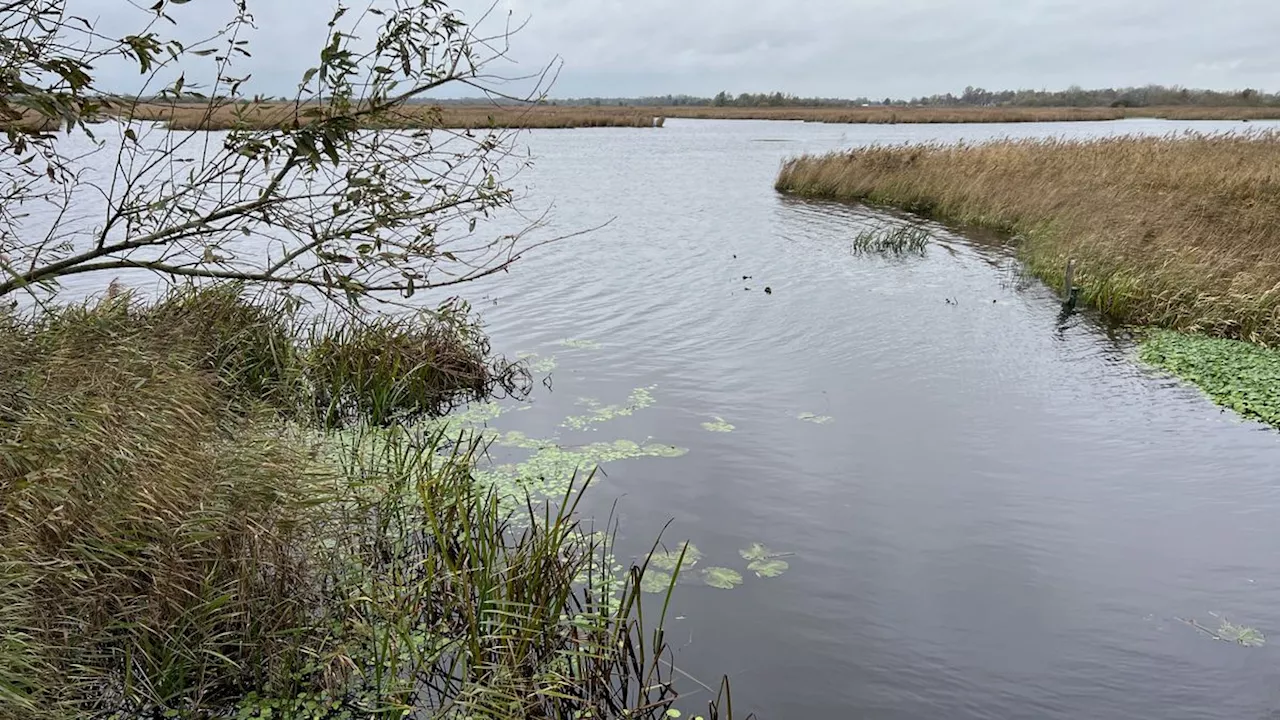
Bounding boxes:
[700,567,743,590]
[563,386,658,431]
[1139,330,1280,427]
[701,417,735,433]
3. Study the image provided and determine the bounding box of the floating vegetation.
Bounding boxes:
[1179,615,1267,647]
[1218,619,1267,647]
[563,386,657,431]
[648,542,702,572]
[797,412,834,424]
[740,543,791,578]
[558,338,603,351]
[517,351,558,374]
[1139,330,1280,428]
[641,570,676,595]
[748,559,790,578]
[850,225,930,256]
[701,417,736,433]
[426,400,508,436]
[487,430,556,450]
[700,567,743,590]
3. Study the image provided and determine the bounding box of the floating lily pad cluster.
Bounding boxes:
[1140,329,1280,428]
[639,541,791,593]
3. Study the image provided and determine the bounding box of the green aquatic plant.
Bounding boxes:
[1139,329,1280,427]
[518,351,559,374]
[700,567,743,590]
[797,412,834,424]
[563,386,658,431]
[850,225,930,256]
[740,543,790,578]
[748,559,790,578]
[648,542,703,572]
[641,570,676,595]
[1219,619,1267,647]
[701,417,735,433]
[559,338,603,351]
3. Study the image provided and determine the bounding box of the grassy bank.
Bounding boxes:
[108,102,666,130]
[776,132,1280,343]
[775,132,1280,425]
[660,105,1280,124]
[30,102,1277,133]
[0,286,711,719]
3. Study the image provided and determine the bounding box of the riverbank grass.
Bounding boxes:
[776,132,1280,343]
[0,286,698,719]
[776,132,1280,427]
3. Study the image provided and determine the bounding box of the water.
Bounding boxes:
[453,118,1280,720]
[40,116,1280,718]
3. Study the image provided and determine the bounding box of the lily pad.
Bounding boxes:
[739,543,772,562]
[797,412,834,424]
[558,338,602,351]
[700,567,743,590]
[748,558,790,578]
[640,570,675,594]
[701,417,735,433]
[649,542,702,572]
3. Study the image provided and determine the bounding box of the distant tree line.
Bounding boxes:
[546,85,1280,108]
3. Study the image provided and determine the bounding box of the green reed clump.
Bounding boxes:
[850,225,931,255]
[0,287,718,719]
[1140,329,1280,427]
[306,302,528,428]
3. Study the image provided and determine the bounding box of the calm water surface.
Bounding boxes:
[456,118,1280,720]
[52,117,1280,719]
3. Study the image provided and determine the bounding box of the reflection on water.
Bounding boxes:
[47,117,1280,719]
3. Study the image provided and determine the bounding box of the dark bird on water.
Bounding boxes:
[765,287,773,294]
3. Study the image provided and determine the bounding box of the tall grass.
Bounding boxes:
[776,132,1280,344]
[0,286,720,719]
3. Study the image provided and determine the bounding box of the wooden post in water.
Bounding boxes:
[1062,258,1079,310]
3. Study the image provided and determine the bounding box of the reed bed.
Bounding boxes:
[116,102,665,130]
[661,105,1280,124]
[0,285,716,719]
[776,132,1280,343]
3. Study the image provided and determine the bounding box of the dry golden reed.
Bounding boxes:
[115,101,665,130]
[776,131,1280,343]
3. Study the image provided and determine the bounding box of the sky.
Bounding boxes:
[73,0,1280,99]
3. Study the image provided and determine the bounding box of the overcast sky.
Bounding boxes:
[78,0,1279,99]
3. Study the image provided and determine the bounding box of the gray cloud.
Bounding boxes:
[68,0,1280,98]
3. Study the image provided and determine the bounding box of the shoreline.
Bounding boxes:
[774,133,1280,427]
